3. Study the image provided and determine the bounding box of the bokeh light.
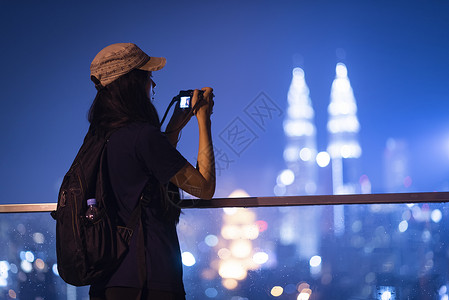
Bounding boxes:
[181,252,196,267]
[398,220,408,233]
[316,151,331,167]
[270,286,283,297]
[309,255,322,267]
[431,209,442,223]
[205,287,218,298]
[222,278,238,290]
[253,252,269,264]
[205,234,219,247]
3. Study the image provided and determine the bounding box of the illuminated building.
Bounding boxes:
[275,67,318,196]
[327,62,362,195]
[327,62,362,236]
[274,67,321,260]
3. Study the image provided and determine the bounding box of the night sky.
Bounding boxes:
[1,0,448,204]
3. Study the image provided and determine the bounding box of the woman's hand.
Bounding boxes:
[193,87,214,120]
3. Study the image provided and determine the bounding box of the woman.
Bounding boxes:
[88,43,215,300]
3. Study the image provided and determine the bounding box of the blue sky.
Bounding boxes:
[1,0,448,204]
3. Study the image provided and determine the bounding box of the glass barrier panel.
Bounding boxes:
[0,212,89,299]
[1,203,449,299]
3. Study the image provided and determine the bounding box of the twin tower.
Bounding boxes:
[275,63,365,196]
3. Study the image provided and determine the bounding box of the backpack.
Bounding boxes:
[51,129,141,286]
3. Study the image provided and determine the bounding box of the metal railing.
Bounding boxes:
[1,191,448,213]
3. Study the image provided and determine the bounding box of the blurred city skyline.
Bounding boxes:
[1,0,448,204]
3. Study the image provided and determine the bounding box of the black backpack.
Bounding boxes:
[51,129,141,286]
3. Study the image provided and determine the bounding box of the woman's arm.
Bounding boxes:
[170,88,215,199]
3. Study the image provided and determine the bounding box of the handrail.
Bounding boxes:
[1,192,448,213]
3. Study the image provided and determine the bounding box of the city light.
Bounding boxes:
[378,286,396,300]
[297,285,312,300]
[255,220,268,232]
[328,142,362,159]
[316,151,330,167]
[205,234,219,247]
[221,224,259,240]
[221,225,239,239]
[297,292,311,300]
[336,63,348,77]
[20,260,32,273]
[24,251,35,263]
[243,224,259,240]
[328,101,357,116]
[381,291,392,300]
[218,260,247,280]
[284,120,315,137]
[288,105,314,119]
[229,240,252,258]
[181,252,196,267]
[0,261,9,276]
[309,256,322,275]
[34,258,45,271]
[9,264,17,274]
[293,67,305,78]
[223,207,238,215]
[278,169,295,186]
[270,286,283,297]
[223,208,256,224]
[228,189,250,198]
[253,252,269,264]
[431,209,443,223]
[32,232,45,244]
[309,255,322,267]
[222,278,238,290]
[205,287,218,298]
[299,147,312,161]
[398,220,408,233]
[0,261,8,287]
[217,248,232,260]
[327,116,360,134]
[439,285,447,296]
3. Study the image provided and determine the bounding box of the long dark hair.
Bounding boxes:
[88,68,181,223]
[88,69,159,135]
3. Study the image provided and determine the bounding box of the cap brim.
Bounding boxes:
[139,56,166,72]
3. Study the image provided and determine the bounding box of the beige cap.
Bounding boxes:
[90,43,166,88]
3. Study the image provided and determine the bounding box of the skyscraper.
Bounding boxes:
[275,67,320,260]
[327,62,362,236]
[327,63,362,195]
[275,67,318,196]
